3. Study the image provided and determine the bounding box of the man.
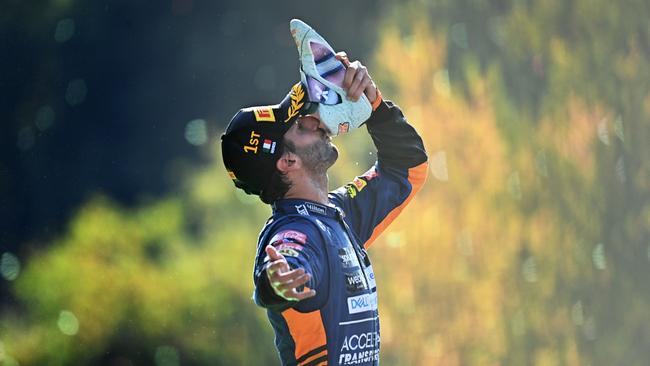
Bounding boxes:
[221,51,428,365]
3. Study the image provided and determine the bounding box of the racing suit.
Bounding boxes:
[253,100,428,366]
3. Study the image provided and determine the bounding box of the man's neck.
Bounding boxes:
[283,172,329,205]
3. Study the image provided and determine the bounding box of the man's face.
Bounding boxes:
[283,114,338,175]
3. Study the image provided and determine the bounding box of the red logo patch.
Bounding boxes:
[352,177,367,191]
[338,122,350,135]
[253,107,275,122]
[270,230,307,245]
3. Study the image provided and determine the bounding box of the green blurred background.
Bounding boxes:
[1,0,649,365]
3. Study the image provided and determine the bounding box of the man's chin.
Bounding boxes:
[327,145,339,166]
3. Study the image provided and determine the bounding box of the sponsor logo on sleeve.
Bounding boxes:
[270,230,308,245]
[347,293,377,314]
[345,184,358,198]
[275,243,302,257]
[352,177,367,191]
[344,176,370,199]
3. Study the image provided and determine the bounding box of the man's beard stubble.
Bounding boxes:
[287,138,339,176]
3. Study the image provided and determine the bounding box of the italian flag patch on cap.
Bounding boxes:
[262,139,276,154]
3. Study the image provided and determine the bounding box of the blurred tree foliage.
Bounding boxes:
[2,0,650,365]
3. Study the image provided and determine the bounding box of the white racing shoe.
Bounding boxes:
[289,19,372,136]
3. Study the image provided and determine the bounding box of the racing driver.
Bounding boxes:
[221,51,428,365]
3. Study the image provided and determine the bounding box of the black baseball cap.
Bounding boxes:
[221,82,317,196]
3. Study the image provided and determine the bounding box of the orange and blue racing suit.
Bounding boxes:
[253,100,428,365]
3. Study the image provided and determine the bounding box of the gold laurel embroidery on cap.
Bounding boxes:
[284,83,304,122]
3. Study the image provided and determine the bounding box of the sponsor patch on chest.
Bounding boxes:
[338,246,360,269]
[347,292,378,314]
[344,271,368,294]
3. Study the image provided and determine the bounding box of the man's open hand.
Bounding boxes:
[265,245,316,301]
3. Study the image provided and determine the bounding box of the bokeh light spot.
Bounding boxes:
[65,78,87,106]
[155,345,179,366]
[431,150,448,181]
[0,340,14,366]
[2,355,20,366]
[488,16,506,47]
[456,229,473,256]
[386,232,403,248]
[254,65,276,92]
[57,310,79,335]
[507,171,522,200]
[583,316,597,340]
[592,243,606,270]
[450,23,468,49]
[54,18,75,43]
[597,118,610,145]
[571,301,584,326]
[511,310,525,336]
[614,116,624,142]
[433,69,450,97]
[1,252,21,281]
[184,119,207,146]
[522,256,538,283]
[35,105,55,131]
[535,150,548,177]
[16,127,35,151]
[615,156,626,183]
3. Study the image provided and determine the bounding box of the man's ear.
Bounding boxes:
[276,152,301,174]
